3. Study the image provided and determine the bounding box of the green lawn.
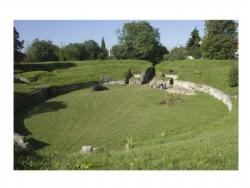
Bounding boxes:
[14,60,151,95]
[15,85,238,170]
[14,59,238,170]
[155,60,238,95]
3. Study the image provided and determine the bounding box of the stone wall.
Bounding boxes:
[128,67,155,85]
[14,81,100,111]
[129,73,144,85]
[174,80,232,111]
[147,77,170,88]
[103,80,125,86]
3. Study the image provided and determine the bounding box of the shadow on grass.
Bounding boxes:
[14,101,67,136]
[26,101,67,116]
[27,137,49,150]
[14,62,76,73]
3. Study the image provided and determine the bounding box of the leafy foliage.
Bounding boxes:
[201,20,238,59]
[83,40,100,60]
[186,27,202,59]
[111,45,127,59]
[59,43,88,61]
[186,27,201,49]
[26,39,59,62]
[98,37,109,59]
[14,27,25,63]
[112,21,167,63]
[165,46,187,60]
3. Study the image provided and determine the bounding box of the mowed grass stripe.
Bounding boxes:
[20,85,228,155]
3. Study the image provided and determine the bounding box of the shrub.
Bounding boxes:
[26,39,59,62]
[167,46,187,60]
[228,62,238,87]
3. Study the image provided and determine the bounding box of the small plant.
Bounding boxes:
[74,161,93,170]
[129,162,134,169]
[160,130,167,138]
[125,137,134,150]
[161,94,183,105]
[160,99,166,105]
[166,69,179,74]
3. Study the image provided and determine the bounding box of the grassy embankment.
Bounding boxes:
[14,60,238,170]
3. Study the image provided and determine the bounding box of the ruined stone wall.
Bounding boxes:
[103,80,125,86]
[14,81,100,111]
[175,80,232,111]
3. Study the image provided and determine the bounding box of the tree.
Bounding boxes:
[201,20,238,59]
[83,40,100,59]
[26,39,59,62]
[165,46,187,60]
[186,27,202,59]
[186,27,201,48]
[114,21,165,63]
[98,37,109,59]
[110,45,127,59]
[59,43,88,61]
[14,27,25,63]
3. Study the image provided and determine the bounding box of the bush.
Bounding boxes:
[59,43,88,61]
[26,39,59,62]
[167,46,187,60]
[186,48,202,59]
[228,62,238,87]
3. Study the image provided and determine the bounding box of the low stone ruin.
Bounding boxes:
[174,80,232,111]
[129,73,144,84]
[164,74,178,80]
[79,146,104,154]
[147,76,170,89]
[167,86,196,95]
[14,133,29,154]
[14,75,31,84]
[146,74,232,111]
[103,80,125,86]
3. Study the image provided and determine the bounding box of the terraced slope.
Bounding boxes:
[155,60,238,95]
[14,60,151,96]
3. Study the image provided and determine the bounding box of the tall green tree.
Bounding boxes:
[83,40,100,60]
[98,37,108,59]
[115,21,166,63]
[186,27,201,48]
[26,39,59,62]
[186,27,202,59]
[201,20,238,59]
[14,27,25,63]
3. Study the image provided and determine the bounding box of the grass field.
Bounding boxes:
[14,59,238,170]
[14,60,151,95]
[155,60,238,95]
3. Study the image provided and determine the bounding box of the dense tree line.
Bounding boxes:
[26,38,108,62]
[14,20,238,63]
